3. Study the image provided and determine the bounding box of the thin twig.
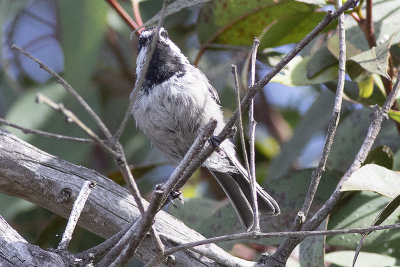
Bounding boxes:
[131,0,143,29]
[11,45,114,141]
[57,181,96,250]
[35,94,119,157]
[105,0,139,32]
[248,37,260,232]
[98,186,165,266]
[113,145,166,255]
[161,223,400,257]
[231,65,252,187]
[139,120,217,267]
[163,120,217,204]
[0,118,93,143]
[292,0,347,231]
[114,0,169,140]
[75,225,130,262]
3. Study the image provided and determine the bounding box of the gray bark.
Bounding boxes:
[0,215,66,266]
[0,128,254,266]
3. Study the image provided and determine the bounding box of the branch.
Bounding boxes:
[0,128,252,266]
[99,186,164,266]
[11,45,114,141]
[231,65,252,188]
[57,180,96,250]
[0,117,93,143]
[292,0,347,231]
[105,0,140,32]
[131,0,143,28]
[163,223,400,256]
[248,37,260,232]
[162,120,217,204]
[0,215,66,265]
[35,94,118,157]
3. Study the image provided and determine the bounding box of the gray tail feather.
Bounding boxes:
[209,166,280,230]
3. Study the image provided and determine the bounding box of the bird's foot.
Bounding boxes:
[168,189,184,207]
[209,135,222,151]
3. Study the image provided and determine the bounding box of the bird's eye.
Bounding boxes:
[160,30,168,39]
[138,37,146,47]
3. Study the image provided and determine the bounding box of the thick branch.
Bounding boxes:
[0,215,66,266]
[0,128,252,267]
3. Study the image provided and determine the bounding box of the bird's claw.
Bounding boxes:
[168,190,184,207]
[209,135,222,149]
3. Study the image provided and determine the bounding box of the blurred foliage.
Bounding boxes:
[0,0,400,266]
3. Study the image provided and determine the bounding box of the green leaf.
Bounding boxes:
[262,169,342,244]
[327,109,399,173]
[197,0,332,49]
[167,198,242,250]
[364,145,394,170]
[325,251,399,267]
[349,32,400,79]
[299,218,327,267]
[271,56,338,86]
[307,44,338,79]
[145,0,211,25]
[357,75,374,98]
[340,164,400,199]
[325,81,386,107]
[328,0,400,60]
[58,0,108,89]
[352,195,400,267]
[268,90,334,180]
[327,191,400,258]
[389,109,400,123]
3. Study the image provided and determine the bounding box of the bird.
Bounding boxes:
[131,26,280,230]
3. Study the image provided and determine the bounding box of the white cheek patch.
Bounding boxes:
[140,29,154,39]
[136,47,148,77]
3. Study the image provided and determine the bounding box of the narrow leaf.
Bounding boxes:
[352,194,400,267]
[340,164,400,198]
[388,109,400,123]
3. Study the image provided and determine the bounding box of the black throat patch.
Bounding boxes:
[141,41,185,94]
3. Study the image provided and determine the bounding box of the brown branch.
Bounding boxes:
[131,0,143,28]
[105,0,139,32]
[365,0,376,47]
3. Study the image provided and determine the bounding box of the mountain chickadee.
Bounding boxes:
[132,27,280,230]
